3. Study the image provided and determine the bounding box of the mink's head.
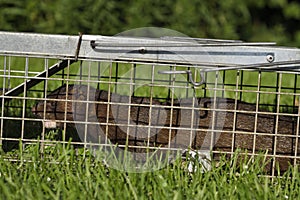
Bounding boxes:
[32,98,75,121]
[32,100,55,120]
[31,84,78,121]
[32,84,99,122]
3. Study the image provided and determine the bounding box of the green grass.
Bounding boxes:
[0,142,299,200]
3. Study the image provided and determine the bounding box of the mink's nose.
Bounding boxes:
[31,104,38,115]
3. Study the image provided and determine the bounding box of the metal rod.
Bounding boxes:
[158,70,205,87]
[1,59,76,101]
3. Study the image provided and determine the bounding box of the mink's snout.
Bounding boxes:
[31,102,41,118]
[31,105,37,115]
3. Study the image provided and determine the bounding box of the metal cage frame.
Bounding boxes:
[0,31,300,175]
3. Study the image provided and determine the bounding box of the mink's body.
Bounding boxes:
[32,84,300,172]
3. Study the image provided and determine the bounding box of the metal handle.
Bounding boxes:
[158,70,205,87]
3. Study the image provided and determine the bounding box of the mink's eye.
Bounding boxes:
[50,101,55,107]
[45,101,55,111]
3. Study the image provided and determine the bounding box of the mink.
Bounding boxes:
[32,84,300,172]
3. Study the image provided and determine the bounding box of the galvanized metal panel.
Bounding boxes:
[0,31,79,58]
[79,35,300,71]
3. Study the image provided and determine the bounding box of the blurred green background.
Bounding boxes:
[0,0,299,47]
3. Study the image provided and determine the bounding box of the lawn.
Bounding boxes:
[0,143,299,199]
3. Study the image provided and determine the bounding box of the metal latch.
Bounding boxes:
[158,70,205,87]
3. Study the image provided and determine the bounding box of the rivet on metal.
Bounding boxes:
[266,54,274,63]
[138,47,147,54]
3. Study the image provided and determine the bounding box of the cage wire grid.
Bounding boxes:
[0,31,300,175]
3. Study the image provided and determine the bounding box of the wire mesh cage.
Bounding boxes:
[0,31,300,175]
